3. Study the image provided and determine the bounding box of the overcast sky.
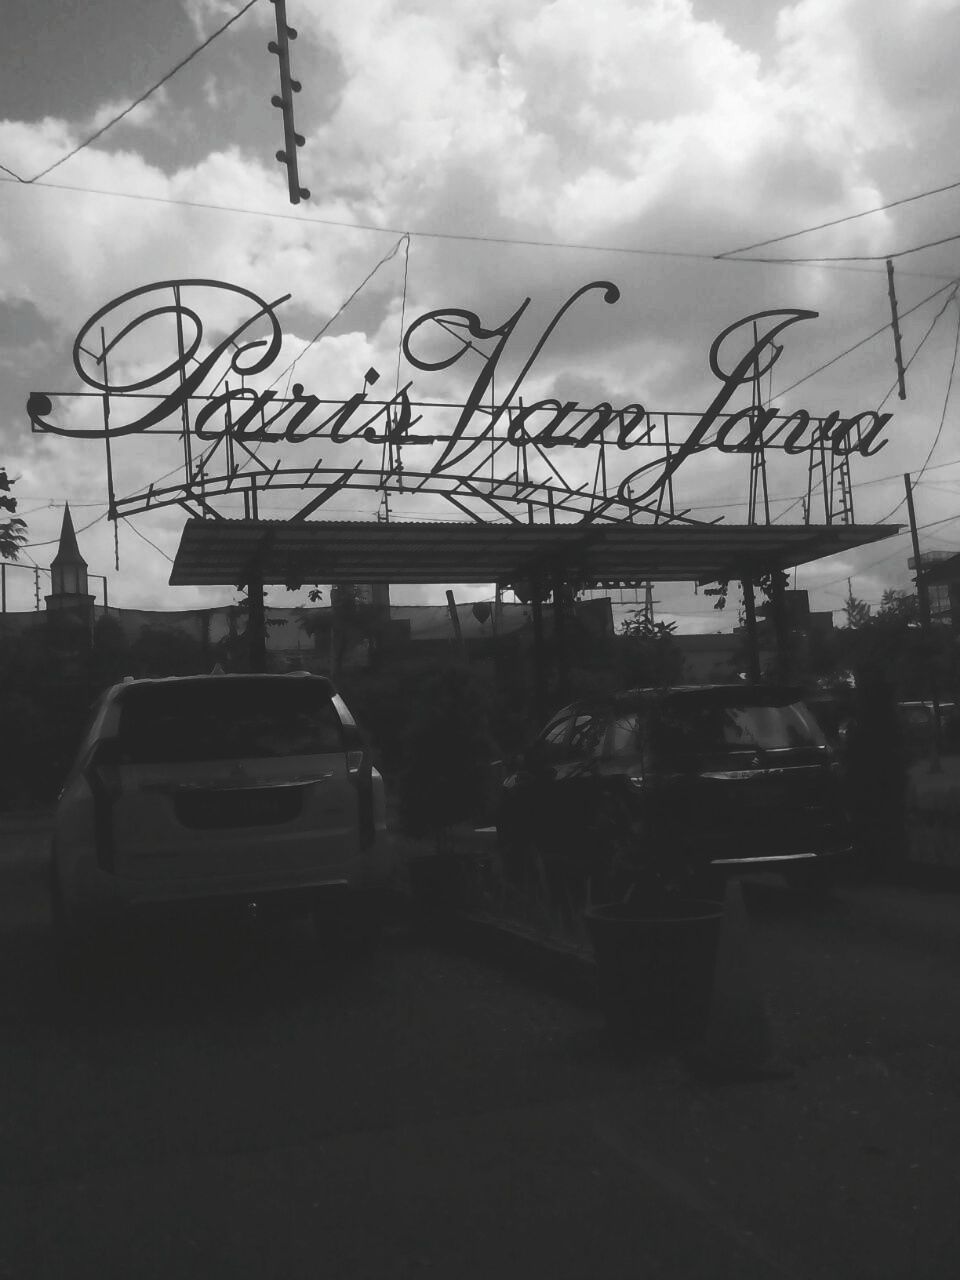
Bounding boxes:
[3,0,960,629]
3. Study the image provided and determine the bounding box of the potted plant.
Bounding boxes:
[583,794,725,1047]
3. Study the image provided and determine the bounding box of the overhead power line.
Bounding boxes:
[875,301,960,523]
[723,229,960,266]
[12,497,104,508]
[15,0,260,185]
[0,175,748,261]
[2,173,959,283]
[809,512,960,593]
[717,175,960,258]
[775,285,960,524]
[268,235,409,392]
[22,511,108,548]
[875,283,960,411]
[121,517,175,562]
[774,277,960,398]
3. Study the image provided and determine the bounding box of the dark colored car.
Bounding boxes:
[804,691,855,751]
[497,684,851,902]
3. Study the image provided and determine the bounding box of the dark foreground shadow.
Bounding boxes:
[737,874,854,919]
[1,889,400,1035]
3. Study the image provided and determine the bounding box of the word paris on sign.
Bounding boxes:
[27,279,891,523]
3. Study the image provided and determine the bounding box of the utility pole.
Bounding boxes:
[886,260,907,400]
[904,472,941,770]
[643,581,654,624]
[245,559,268,673]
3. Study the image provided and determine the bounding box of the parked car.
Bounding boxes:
[897,700,960,761]
[50,672,394,948]
[804,691,855,752]
[496,683,852,902]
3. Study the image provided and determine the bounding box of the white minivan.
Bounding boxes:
[50,672,394,946]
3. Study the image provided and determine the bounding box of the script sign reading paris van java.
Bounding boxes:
[26,279,892,524]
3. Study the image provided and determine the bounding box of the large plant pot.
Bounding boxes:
[583,898,724,1046]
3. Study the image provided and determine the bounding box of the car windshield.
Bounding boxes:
[654,690,826,760]
[116,680,344,762]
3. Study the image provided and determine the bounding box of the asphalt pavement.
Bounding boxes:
[1,815,959,1280]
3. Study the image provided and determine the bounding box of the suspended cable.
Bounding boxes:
[774,277,960,399]
[394,234,411,395]
[381,233,412,491]
[3,173,958,283]
[26,0,261,184]
[725,229,960,266]
[775,286,960,524]
[22,510,108,547]
[273,235,408,394]
[120,517,175,561]
[14,497,105,508]
[809,511,960,592]
[717,175,960,258]
[874,300,960,522]
[810,539,911,589]
[875,283,960,411]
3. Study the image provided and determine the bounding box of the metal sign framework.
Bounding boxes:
[26,278,891,576]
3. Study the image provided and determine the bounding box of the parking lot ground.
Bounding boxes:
[1,815,959,1279]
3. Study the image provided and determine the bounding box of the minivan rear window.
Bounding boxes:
[655,693,826,758]
[116,680,344,763]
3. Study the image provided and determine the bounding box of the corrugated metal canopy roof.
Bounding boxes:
[169,518,900,588]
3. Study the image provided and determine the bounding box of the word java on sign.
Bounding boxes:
[26,279,891,515]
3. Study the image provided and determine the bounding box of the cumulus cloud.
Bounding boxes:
[3,0,960,617]
[84,87,172,135]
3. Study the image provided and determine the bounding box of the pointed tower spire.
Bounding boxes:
[45,501,96,647]
[51,503,86,572]
[48,502,90,600]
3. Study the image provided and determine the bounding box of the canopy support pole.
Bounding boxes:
[740,575,762,682]
[245,558,268,673]
[552,571,567,703]
[531,581,548,724]
[768,569,791,682]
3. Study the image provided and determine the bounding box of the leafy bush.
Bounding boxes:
[616,613,686,688]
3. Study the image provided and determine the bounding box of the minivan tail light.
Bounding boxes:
[344,746,375,847]
[83,739,122,871]
[84,739,123,801]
